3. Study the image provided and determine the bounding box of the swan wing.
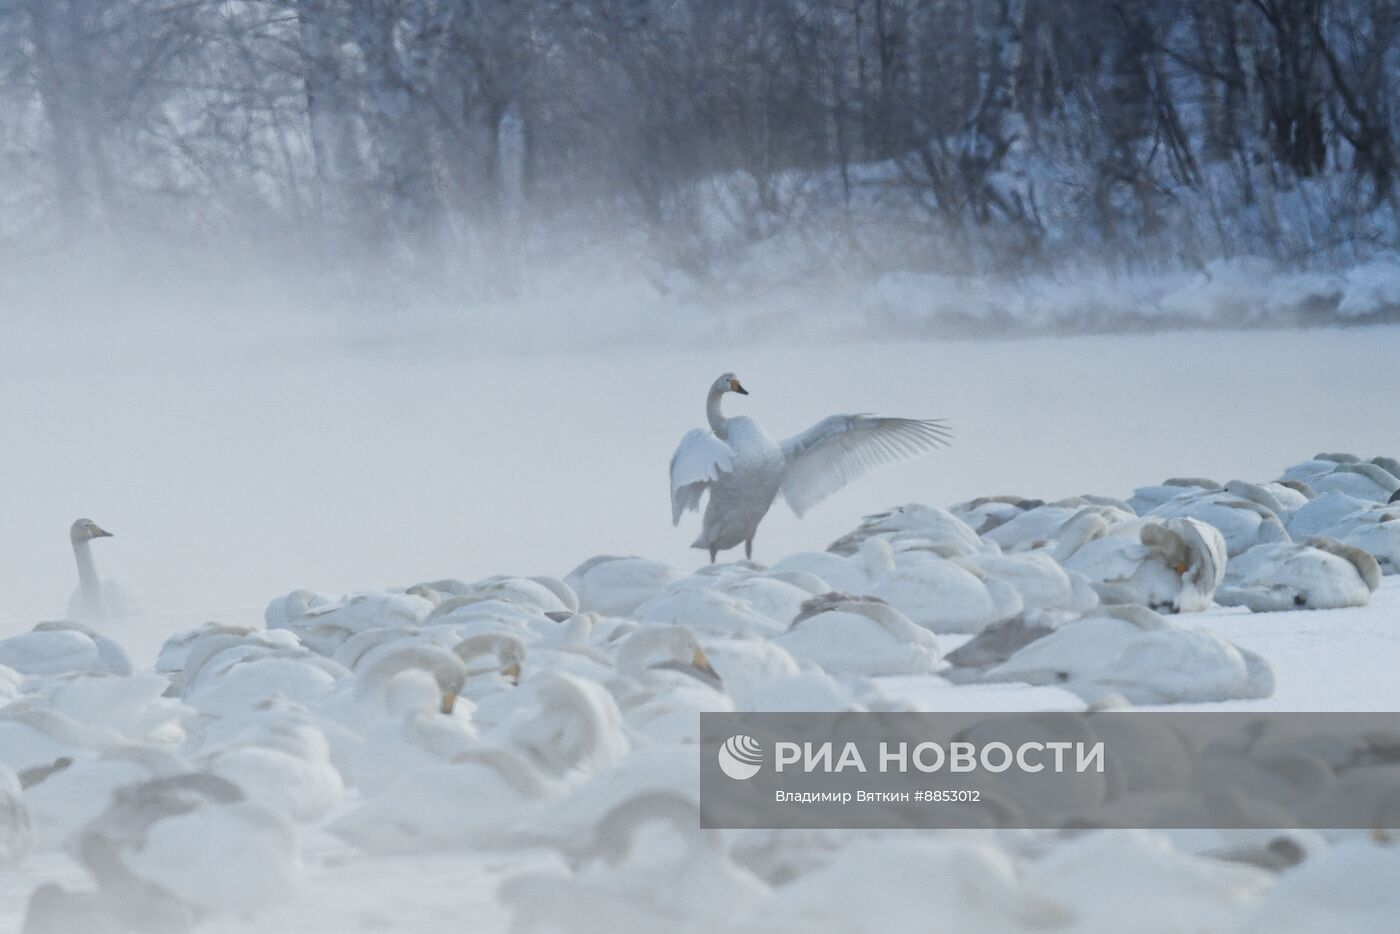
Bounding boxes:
[669,429,735,524]
[780,415,951,517]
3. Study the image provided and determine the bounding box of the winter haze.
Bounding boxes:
[3,2,1400,932]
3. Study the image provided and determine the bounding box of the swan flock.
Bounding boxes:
[3,371,1400,932]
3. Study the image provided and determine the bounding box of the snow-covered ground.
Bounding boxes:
[3,317,1399,932]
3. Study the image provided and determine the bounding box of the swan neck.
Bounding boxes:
[562,612,593,644]
[73,539,105,615]
[706,386,729,437]
[1051,512,1102,562]
[567,689,603,769]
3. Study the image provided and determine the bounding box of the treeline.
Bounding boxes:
[1,0,1397,289]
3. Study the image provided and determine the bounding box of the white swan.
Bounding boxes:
[1216,538,1381,611]
[774,593,941,676]
[452,631,526,684]
[955,550,1099,615]
[982,604,1275,704]
[1061,517,1227,613]
[949,494,1047,535]
[704,572,819,627]
[155,622,255,673]
[1127,477,1223,515]
[266,590,432,655]
[1146,489,1291,557]
[14,750,191,857]
[1222,478,1312,518]
[66,519,139,621]
[981,500,1135,559]
[345,667,478,795]
[691,637,799,703]
[0,622,132,677]
[633,587,785,638]
[1284,456,1399,501]
[611,625,720,687]
[178,635,346,717]
[330,671,631,854]
[772,536,894,593]
[422,576,578,624]
[1288,491,1400,574]
[565,555,684,616]
[826,503,986,557]
[26,671,185,744]
[78,773,301,916]
[0,703,133,780]
[348,642,468,716]
[670,373,950,561]
[198,718,345,822]
[868,549,1024,634]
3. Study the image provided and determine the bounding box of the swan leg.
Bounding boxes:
[745,538,753,559]
[709,545,717,564]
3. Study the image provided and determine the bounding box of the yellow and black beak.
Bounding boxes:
[729,378,748,395]
[501,661,521,686]
[440,691,458,715]
[692,647,719,678]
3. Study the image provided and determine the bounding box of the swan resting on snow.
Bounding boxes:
[1061,517,1227,613]
[670,373,951,561]
[1216,538,1381,612]
[955,604,1275,704]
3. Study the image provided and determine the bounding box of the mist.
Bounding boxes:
[4,0,1400,338]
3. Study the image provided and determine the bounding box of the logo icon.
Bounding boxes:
[718,734,763,780]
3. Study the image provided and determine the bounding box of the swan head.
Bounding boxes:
[354,643,468,715]
[713,372,748,395]
[70,519,113,543]
[617,625,719,681]
[453,632,527,685]
[666,628,718,679]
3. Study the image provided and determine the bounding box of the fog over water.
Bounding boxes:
[4,299,1396,659]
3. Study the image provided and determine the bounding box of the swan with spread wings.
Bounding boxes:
[670,373,951,562]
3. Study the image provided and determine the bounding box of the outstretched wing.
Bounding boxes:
[670,428,735,524]
[780,415,951,517]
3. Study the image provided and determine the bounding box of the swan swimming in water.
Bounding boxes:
[670,373,951,561]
